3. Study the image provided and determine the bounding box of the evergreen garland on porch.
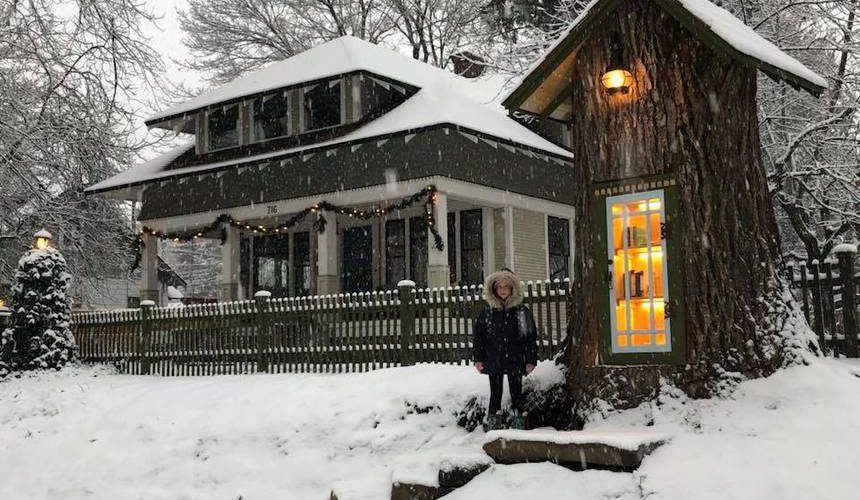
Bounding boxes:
[131,185,445,271]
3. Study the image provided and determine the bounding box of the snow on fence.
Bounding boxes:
[72,279,572,376]
[786,248,859,357]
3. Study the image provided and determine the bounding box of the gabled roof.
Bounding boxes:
[504,0,827,117]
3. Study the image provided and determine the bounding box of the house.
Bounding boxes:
[86,36,576,302]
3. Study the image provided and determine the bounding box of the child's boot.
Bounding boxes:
[485,411,505,431]
[510,410,527,430]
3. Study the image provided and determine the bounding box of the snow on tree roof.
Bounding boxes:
[504,0,827,112]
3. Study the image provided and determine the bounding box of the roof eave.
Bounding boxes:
[84,184,145,202]
[82,122,574,198]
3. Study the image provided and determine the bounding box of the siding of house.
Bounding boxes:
[512,208,547,282]
[493,208,506,270]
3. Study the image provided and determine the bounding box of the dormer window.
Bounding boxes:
[207,104,239,151]
[304,79,343,131]
[252,92,290,142]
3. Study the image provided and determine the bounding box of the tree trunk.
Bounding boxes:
[564,0,815,420]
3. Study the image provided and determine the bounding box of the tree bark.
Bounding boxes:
[564,0,813,419]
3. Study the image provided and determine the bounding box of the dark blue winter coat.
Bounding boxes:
[472,270,538,375]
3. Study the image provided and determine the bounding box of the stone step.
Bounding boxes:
[482,429,669,469]
[390,451,494,500]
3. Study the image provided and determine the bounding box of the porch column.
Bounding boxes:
[427,191,450,289]
[221,225,241,301]
[316,210,339,294]
[140,232,160,303]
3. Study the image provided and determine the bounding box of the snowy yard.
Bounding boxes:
[1,359,858,500]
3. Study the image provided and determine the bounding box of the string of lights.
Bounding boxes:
[131,185,444,271]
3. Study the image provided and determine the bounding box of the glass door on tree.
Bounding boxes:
[606,190,671,353]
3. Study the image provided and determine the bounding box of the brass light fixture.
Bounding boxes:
[601,32,634,95]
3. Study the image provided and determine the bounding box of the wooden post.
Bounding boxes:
[835,245,858,357]
[255,290,272,373]
[140,300,155,375]
[398,280,416,366]
[810,260,826,351]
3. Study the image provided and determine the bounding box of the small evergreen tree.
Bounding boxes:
[0,246,78,375]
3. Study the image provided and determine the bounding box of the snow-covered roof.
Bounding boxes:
[149,36,506,125]
[504,0,827,113]
[88,37,573,198]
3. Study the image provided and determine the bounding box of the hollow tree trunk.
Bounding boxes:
[563,0,814,419]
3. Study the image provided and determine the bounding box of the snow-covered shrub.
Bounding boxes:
[0,247,78,376]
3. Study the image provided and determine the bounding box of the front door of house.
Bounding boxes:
[342,226,373,293]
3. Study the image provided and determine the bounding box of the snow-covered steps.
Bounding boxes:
[329,477,391,500]
[390,451,494,500]
[482,429,669,469]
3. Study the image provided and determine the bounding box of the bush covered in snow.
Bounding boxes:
[0,248,78,376]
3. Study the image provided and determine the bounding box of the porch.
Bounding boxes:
[137,176,575,303]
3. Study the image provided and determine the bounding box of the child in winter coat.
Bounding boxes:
[472,268,538,430]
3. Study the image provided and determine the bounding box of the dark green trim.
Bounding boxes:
[594,175,687,366]
[504,0,824,113]
[145,70,421,129]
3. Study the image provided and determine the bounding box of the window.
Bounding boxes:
[361,77,405,117]
[409,217,428,287]
[548,216,570,281]
[252,92,290,142]
[606,190,671,353]
[386,220,406,286]
[304,80,342,131]
[293,232,311,296]
[254,234,290,297]
[460,209,484,285]
[207,104,239,151]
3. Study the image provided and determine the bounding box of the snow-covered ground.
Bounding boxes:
[1,358,858,500]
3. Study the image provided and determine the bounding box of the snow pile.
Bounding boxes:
[586,359,860,500]
[1,358,858,499]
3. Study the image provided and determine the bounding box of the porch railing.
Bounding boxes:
[72,279,572,376]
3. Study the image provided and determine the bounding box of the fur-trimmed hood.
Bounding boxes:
[482,269,524,310]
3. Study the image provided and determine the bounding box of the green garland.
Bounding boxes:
[131,185,444,271]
